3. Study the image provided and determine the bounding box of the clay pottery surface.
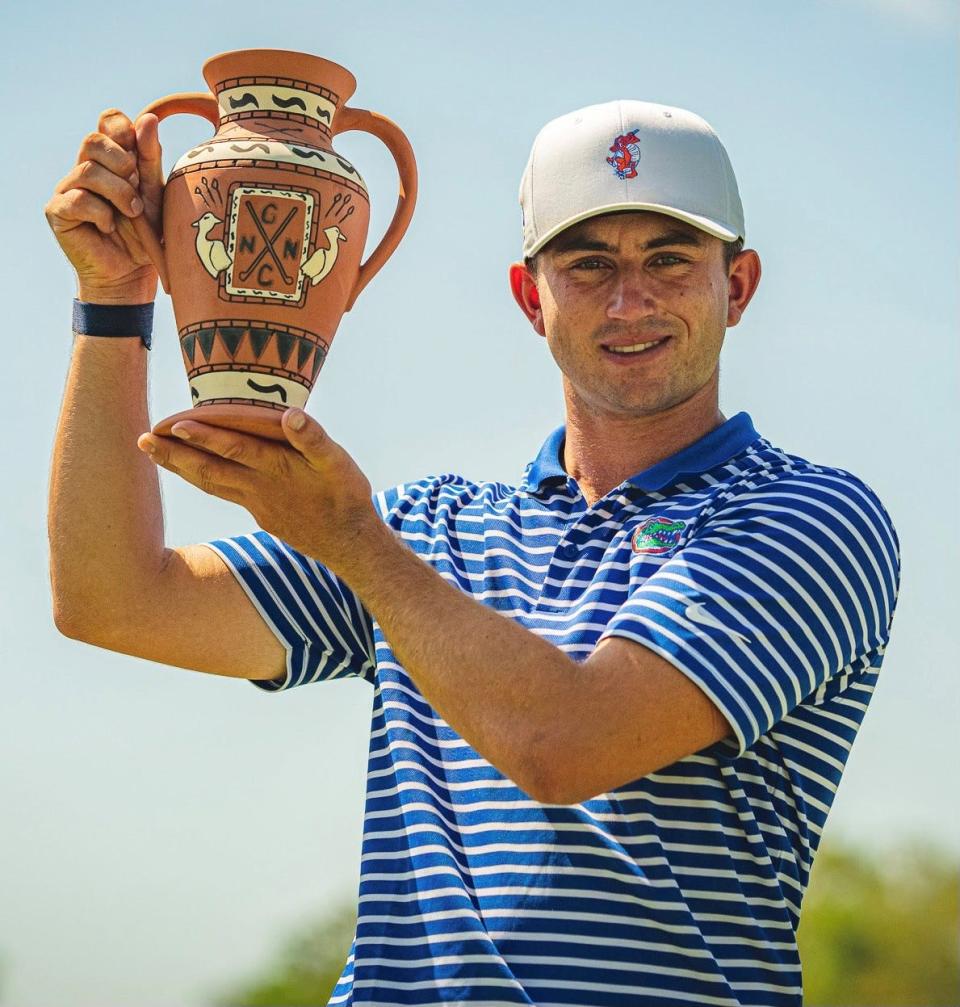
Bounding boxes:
[134,49,417,440]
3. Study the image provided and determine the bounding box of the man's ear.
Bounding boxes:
[726,249,762,327]
[509,261,545,336]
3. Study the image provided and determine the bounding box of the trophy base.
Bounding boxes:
[152,404,290,442]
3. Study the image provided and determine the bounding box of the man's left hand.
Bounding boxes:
[137,408,379,575]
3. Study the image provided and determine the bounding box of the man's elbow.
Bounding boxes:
[51,576,90,638]
[527,752,595,806]
[52,601,110,647]
[534,777,599,806]
[53,602,85,641]
[509,742,572,805]
[533,749,660,805]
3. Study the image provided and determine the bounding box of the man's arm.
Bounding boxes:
[341,520,732,804]
[48,271,289,682]
[45,109,288,682]
[139,411,733,801]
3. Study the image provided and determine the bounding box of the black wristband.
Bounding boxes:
[72,300,154,350]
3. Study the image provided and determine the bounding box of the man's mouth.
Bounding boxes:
[601,336,671,356]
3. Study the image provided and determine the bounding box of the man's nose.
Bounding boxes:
[606,270,658,319]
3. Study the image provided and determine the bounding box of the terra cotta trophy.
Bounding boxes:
[131,48,417,441]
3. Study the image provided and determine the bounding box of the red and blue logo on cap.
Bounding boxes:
[606,130,642,179]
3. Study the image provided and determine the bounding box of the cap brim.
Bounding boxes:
[524,202,741,258]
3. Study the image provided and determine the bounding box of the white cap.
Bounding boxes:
[520,99,745,258]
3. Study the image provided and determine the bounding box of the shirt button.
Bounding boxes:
[558,543,578,560]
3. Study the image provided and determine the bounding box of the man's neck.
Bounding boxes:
[561,377,725,507]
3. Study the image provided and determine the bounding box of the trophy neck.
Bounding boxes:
[203,49,357,141]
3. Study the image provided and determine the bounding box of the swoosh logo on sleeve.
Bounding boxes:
[684,602,752,646]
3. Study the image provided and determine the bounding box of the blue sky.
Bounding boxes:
[2,1,957,1004]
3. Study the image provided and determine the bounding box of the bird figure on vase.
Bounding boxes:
[302,225,347,285]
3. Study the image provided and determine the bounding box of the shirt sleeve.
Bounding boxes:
[596,471,902,757]
[202,530,376,692]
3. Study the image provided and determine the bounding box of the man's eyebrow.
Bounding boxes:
[550,235,617,255]
[550,227,704,256]
[642,229,704,250]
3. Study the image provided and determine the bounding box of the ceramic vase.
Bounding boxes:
[133,48,417,440]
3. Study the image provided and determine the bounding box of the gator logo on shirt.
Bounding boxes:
[631,516,687,554]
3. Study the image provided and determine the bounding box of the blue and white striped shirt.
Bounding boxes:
[205,411,901,1006]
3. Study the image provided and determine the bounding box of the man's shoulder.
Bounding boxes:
[705,435,901,579]
[723,435,893,517]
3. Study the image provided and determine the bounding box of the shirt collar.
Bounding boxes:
[522,411,760,496]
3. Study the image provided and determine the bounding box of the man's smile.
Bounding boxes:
[600,335,672,361]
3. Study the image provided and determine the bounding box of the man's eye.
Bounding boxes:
[572,258,607,270]
[653,254,686,266]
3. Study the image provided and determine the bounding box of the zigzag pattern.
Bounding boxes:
[179,320,328,384]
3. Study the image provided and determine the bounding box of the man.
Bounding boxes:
[46,99,900,1006]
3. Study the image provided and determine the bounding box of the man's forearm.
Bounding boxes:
[48,333,167,637]
[342,521,582,801]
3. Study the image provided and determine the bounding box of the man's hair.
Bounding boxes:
[524,235,744,276]
[723,237,745,268]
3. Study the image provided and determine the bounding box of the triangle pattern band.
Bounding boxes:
[219,326,245,357]
[181,333,197,363]
[311,345,326,382]
[276,332,295,367]
[248,327,271,360]
[297,337,314,371]
[197,328,217,363]
[180,323,327,372]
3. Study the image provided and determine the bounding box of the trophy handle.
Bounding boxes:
[130,92,221,295]
[333,107,418,311]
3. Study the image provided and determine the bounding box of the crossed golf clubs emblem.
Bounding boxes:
[238,201,300,285]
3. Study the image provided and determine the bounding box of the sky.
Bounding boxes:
[1,1,957,1004]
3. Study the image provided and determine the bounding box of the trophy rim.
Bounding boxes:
[201,49,358,104]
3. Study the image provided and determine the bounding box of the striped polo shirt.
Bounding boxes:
[205,411,901,1007]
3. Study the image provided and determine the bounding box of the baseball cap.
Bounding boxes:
[520,99,745,259]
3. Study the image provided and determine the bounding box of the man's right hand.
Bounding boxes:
[45,108,165,305]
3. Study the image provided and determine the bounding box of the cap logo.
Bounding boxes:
[606,130,642,180]
[631,516,686,555]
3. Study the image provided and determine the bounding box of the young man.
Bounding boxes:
[47,99,900,1006]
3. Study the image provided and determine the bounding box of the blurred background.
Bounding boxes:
[1,1,957,1004]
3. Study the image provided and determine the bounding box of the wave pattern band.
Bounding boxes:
[188,370,311,410]
[216,83,338,132]
[169,139,368,194]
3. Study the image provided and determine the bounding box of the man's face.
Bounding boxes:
[529,210,742,419]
